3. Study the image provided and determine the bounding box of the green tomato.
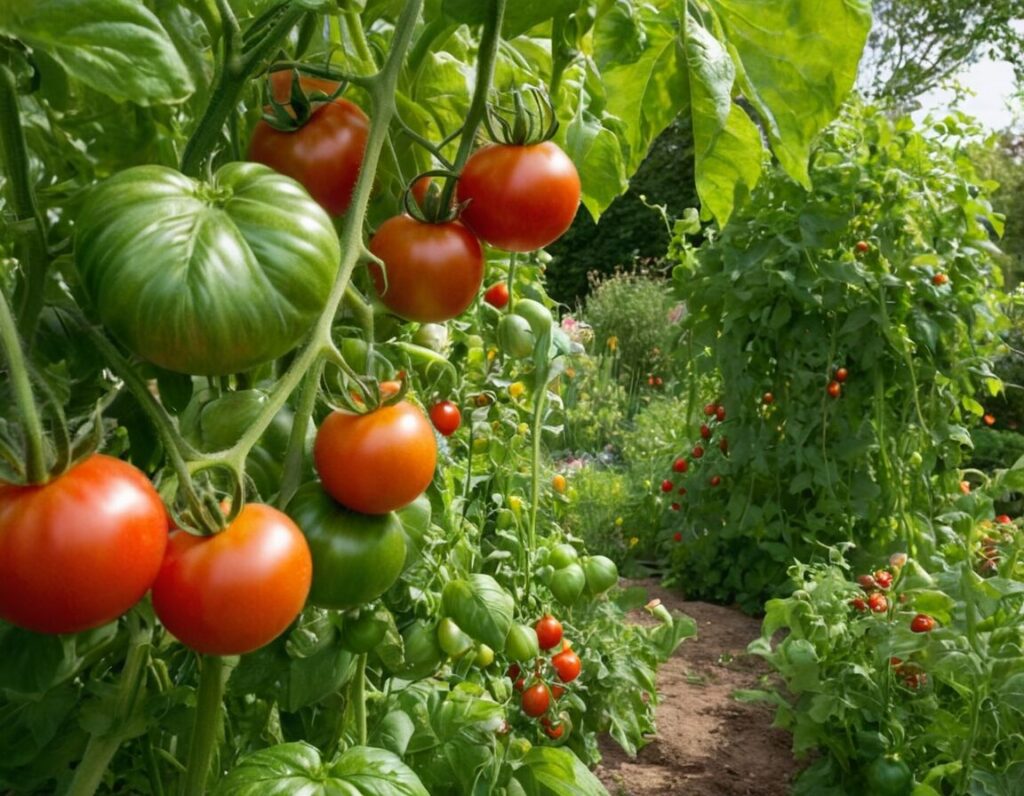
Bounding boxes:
[505,623,540,661]
[513,299,554,337]
[495,508,515,530]
[438,617,474,658]
[535,565,555,585]
[387,620,442,680]
[286,483,406,609]
[582,555,618,594]
[549,563,586,606]
[864,757,913,796]
[396,494,431,571]
[474,643,495,668]
[75,163,340,375]
[497,314,536,358]
[549,543,579,570]
[341,613,388,654]
[412,323,449,352]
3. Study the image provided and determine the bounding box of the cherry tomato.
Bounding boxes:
[249,78,368,217]
[996,514,1013,525]
[457,142,580,252]
[874,570,893,589]
[703,403,717,416]
[660,479,673,493]
[910,613,935,633]
[983,413,996,426]
[551,649,581,683]
[410,175,432,208]
[535,615,563,650]
[0,454,168,634]
[673,532,683,542]
[932,273,949,286]
[857,574,877,591]
[369,215,485,323]
[850,597,867,612]
[672,458,688,473]
[762,392,774,405]
[709,475,721,487]
[827,380,842,398]
[719,438,728,454]
[544,722,565,739]
[484,282,510,309]
[552,474,567,494]
[521,682,551,717]
[151,504,312,655]
[429,400,462,436]
[835,367,848,383]
[716,406,726,422]
[315,400,437,514]
[868,593,888,613]
[700,424,711,440]
[855,241,869,254]
[671,503,681,511]
[692,445,704,459]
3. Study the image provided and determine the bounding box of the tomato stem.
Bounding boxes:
[353,653,369,745]
[0,65,49,344]
[505,252,517,310]
[277,361,322,509]
[0,286,48,482]
[180,655,225,796]
[67,620,152,796]
[438,0,507,211]
[525,357,549,604]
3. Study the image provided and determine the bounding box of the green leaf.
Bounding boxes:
[215,742,429,796]
[706,0,871,186]
[515,746,609,795]
[0,0,194,105]
[442,0,579,38]
[441,574,514,650]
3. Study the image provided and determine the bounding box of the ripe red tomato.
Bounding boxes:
[521,682,551,717]
[855,241,869,254]
[368,215,485,323]
[868,593,888,613]
[700,424,711,440]
[835,367,848,383]
[709,475,721,487]
[673,532,683,542]
[692,445,704,459]
[715,406,726,422]
[457,142,580,252]
[910,613,935,633]
[857,574,877,591]
[874,569,893,589]
[827,380,842,398]
[410,175,432,207]
[671,502,681,511]
[983,413,996,426]
[535,615,563,650]
[762,392,774,405]
[660,479,673,493]
[850,597,867,612]
[544,722,564,739]
[996,514,1013,525]
[429,400,461,436]
[672,458,688,473]
[0,454,168,634]
[552,649,581,683]
[703,403,717,416]
[932,273,949,286]
[249,78,368,217]
[484,282,510,309]
[151,503,312,655]
[315,400,437,514]
[550,684,566,699]
[719,438,728,454]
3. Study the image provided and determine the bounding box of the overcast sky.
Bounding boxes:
[915,58,1020,130]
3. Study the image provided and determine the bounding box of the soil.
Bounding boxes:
[595,579,801,796]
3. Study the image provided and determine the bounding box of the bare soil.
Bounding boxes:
[595,579,801,796]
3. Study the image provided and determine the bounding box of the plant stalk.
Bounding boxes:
[0,286,47,482]
[180,656,225,796]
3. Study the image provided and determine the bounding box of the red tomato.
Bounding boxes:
[709,475,721,487]
[521,682,551,717]
[660,479,673,493]
[857,574,877,591]
[429,400,461,436]
[868,593,888,613]
[996,514,1013,525]
[671,502,681,511]
[507,663,521,681]
[544,722,564,739]
[550,684,566,699]
[855,241,869,254]
[315,400,437,514]
[703,403,717,416]
[369,215,485,323]
[249,78,368,217]
[827,380,842,398]
[0,454,168,634]
[835,367,848,383]
[484,282,510,309]
[535,615,563,650]
[700,424,711,440]
[850,597,867,612]
[673,532,683,542]
[410,176,432,207]
[983,413,996,426]
[151,504,312,655]
[551,649,581,682]
[692,445,704,459]
[762,392,774,405]
[719,438,728,454]
[715,406,726,422]
[932,273,949,286]
[672,458,688,473]
[910,613,935,633]
[874,570,893,589]
[456,142,580,252]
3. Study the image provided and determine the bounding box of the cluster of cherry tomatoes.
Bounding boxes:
[508,615,581,739]
[660,402,728,518]
[827,366,848,399]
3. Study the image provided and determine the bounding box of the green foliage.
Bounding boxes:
[667,103,1008,609]
[970,132,1024,288]
[743,473,1024,793]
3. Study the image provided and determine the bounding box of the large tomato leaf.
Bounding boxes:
[215,743,429,796]
[0,0,194,106]
[442,0,580,38]
[706,0,872,187]
[441,574,514,650]
[514,746,610,795]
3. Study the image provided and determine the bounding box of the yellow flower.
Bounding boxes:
[629,536,639,548]
[607,336,618,351]
[487,347,498,362]
[509,496,523,515]
[517,422,529,435]
[509,381,526,399]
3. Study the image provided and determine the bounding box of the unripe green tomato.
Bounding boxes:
[505,623,540,661]
[535,547,550,566]
[550,563,586,606]
[387,620,442,680]
[438,617,474,658]
[339,337,369,373]
[498,314,535,358]
[909,451,923,467]
[495,508,515,530]
[582,555,618,594]
[474,643,495,668]
[514,299,553,337]
[341,613,388,653]
[549,543,579,570]
[535,565,555,585]
[412,322,449,352]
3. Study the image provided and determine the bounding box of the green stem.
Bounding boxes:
[438,0,507,210]
[505,252,517,310]
[343,9,374,68]
[180,656,225,796]
[353,654,368,746]
[525,367,548,604]
[0,65,49,344]
[276,361,322,509]
[0,287,47,482]
[67,622,152,796]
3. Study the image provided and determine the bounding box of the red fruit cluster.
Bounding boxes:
[515,615,581,738]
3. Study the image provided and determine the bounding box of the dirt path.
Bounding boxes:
[596,579,801,796]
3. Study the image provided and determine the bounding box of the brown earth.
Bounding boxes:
[595,579,801,796]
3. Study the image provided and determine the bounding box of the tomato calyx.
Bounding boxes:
[400,168,465,224]
[483,86,560,146]
[260,66,351,130]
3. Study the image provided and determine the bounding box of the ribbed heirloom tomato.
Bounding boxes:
[315,398,437,514]
[0,454,168,634]
[151,503,312,656]
[457,142,581,252]
[369,215,485,323]
[249,75,368,217]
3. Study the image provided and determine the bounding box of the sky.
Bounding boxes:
[915,58,1021,131]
